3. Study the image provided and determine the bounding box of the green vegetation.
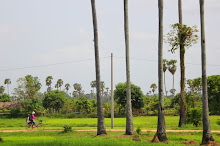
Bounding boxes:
[0,94,11,102]
[0,131,219,146]
[0,116,219,131]
[63,124,72,133]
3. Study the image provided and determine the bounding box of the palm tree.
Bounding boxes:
[100,81,105,97]
[4,78,11,95]
[152,0,167,142]
[46,76,53,92]
[200,0,214,144]
[57,79,63,91]
[178,0,187,127]
[73,83,82,97]
[150,83,157,95]
[124,0,134,135]
[91,0,106,135]
[0,86,5,94]
[65,83,70,94]
[163,59,168,96]
[90,80,96,93]
[167,59,177,96]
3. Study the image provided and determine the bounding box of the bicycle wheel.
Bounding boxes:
[26,123,33,131]
[37,124,45,131]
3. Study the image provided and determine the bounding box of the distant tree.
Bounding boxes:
[57,79,63,90]
[55,83,58,90]
[72,91,78,98]
[167,59,177,96]
[4,78,11,95]
[46,76,53,92]
[163,59,168,96]
[73,83,82,97]
[43,90,66,112]
[114,82,144,110]
[90,80,96,93]
[207,75,220,114]
[13,75,41,99]
[100,81,105,96]
[65,83,70,94]
[150,83,157,95]
[76,96,91,114]
[0,93,11,102]
[0,86,5,94]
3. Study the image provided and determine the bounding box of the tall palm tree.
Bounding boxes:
[4,78,11,95]
[200,0,214,144]
[91,0,106,135]
[46,76,53,92]
[163,59,168,96]
[178,0,186,127]
[153,0,167,142]
[124,0,134,135]
[57,79,63,90]
[150,83,157,95]
[65,83,70,94]
[167,59,177,96]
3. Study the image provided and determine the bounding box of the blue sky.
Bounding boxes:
[0,0,219,95]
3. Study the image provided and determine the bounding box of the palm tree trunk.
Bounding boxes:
[153,0,167,142]
[91,0,107,135]
[178,0,182,24]
[124,0,134,135]
[178,0,186,127]
[200,0,214,144]
[179,47,187,127]
[164,72,167,96]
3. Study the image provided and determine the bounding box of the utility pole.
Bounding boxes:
[111,53,114,129]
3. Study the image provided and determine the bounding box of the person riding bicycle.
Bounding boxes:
[30,111,37,127]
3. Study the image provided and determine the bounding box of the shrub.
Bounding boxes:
[136,127,142,135]
[63,124,72,133]
[187,107,202,127]
[10,108,21,118]
[0,137,3,142]
[217,119,220,126]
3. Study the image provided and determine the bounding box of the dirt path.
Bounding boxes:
[1,129,220,133]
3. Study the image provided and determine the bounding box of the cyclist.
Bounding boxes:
[30,111,37,128]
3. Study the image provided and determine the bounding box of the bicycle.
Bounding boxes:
[26,120,45,131]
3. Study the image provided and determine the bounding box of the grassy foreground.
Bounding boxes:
[0,116,219,130]
[0,131,220,146]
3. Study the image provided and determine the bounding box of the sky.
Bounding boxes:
[0,0,220,96]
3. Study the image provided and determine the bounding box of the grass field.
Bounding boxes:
[0,116,219,130]
[0,131,220,146]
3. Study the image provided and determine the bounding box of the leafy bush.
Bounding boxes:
[0,93,11,102]
[187,107,202,127]
[63,124,72,133]
[10,108,21,118]
[217,119,220,126]
[136,127,142,135]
